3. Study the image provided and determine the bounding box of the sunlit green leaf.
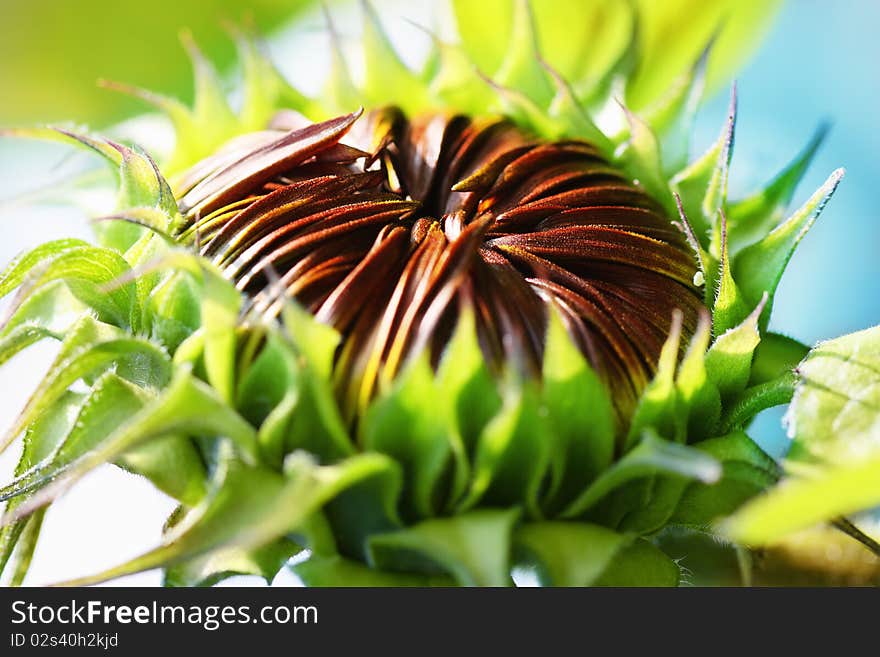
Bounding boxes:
[368,508,520,587]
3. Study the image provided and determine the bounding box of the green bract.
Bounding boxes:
[0,0,868,587]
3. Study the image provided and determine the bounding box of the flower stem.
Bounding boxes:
[719,371,797,434]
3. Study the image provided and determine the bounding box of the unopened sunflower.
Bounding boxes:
[1,0,877,587]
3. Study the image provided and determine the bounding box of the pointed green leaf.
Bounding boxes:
[0,366,257,522]
[368,508,520,587]
[492,0,554,107]
[705,294,767,399]
[450,0,515,76]
[712,213,751,336]
[0,373,148,505]
[321,459,403,562]
[643,42,709,174]
[749,332,809,386]
[458,382,551,516]
[116,434,207,507]
[616,106,671,212]
[2,245,137,330]
[514,522,631,586]
[321,6,361,115]
[360,0,428,113]
[676,311,721,440]
[436,309,497,506]
[541,308,616,512]
[562,432,721,519]
[164,537,302,587]
[235,31,310,131]
[427,39,494,116]
[544,70,612,152]
[626,311,683,446]
[671,431,778,527]
[670,88,735,250]
[0,326,56,368]
[200,268,241,405]
[0,317,171,456]
[145,271,202,353]
[362,353,456,520]
[719,371,797,433]
[733,169,844,329]
[0,391,85,581]
[0,239,88,299]
[728,124,829,252]
[293,555,454,587]
[51,451,397,586]
[279,303,355,462]
[592,538,679,586]
[280,299,340,381]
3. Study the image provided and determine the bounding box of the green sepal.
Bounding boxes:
[360,1,429,115]
[675,311,721,441]
[0,325,57,369]
[0,316,171,456]
[670,431,779,528]
[0,365,258,526]
[669,88,735,252]
[0,391,85,583]
[626,311,683,446]
[321,459,403,562]
[615,106,671,214]
[748,332,809,386]
[1,512,44,587]
[145,271,202,353]
[705,294,767,399]
[293,554,454,587]
[2,127,176,251]
[727,124,828,253]
[457,381,551,517]
[167,33,239,174]
[367,508,520,587]
[1,243,138,331]
[733,168,844,330]
[163,535,303,587]
[235,29,311,132]
[591,538,680,587]
[541,307,615,514]
[116,434,208,507]
[491,0,554,108]
[435,309,497,506]
[425,37,495,117]
[543,66,613,153]
[718,371,797,434]
[562,432,721,519]
[643,42,709,175]
[0,373,147,506]
[279,302,355,461]
[320,7,361,116]
[361,353,459,520]
[49,450,398,586]
[0,238,89,299]
[712,213,750,336]
[0,282,85,355]
[513,521,631,586]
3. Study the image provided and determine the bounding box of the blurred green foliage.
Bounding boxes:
[0,0,310,127]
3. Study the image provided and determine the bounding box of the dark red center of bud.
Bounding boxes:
[175,108,703,417]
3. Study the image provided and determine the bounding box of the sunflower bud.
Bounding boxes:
[0,2,847,587]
